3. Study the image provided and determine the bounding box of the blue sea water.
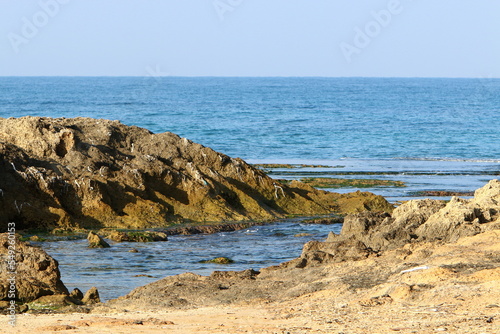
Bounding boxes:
[1,77,499,161]
[2,77,500,300]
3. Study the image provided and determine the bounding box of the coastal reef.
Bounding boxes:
[0,117,392,231]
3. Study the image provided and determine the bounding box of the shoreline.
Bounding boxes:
[2,181,499,333]
[18,214,343,241]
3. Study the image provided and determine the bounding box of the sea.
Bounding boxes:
[1,77,499,300]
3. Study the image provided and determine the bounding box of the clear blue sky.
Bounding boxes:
[1,0,499,77]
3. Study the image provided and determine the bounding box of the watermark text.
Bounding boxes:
[6,222,17,326]
[7,0,72,54]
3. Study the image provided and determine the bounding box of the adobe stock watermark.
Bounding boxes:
[7,0,72,54]
[213,0,244,21]
[340,0,411,63]
[126,64,170,103]
[145,64,170,83]
[6,222,17,327]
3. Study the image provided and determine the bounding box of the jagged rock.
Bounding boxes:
[341,212,392,237]
[414,180,500,242]
[414,197,481,242]
[0,233,69,303]
[338,200,447,251]
[340,212,400,251]
[325,231,337,242]
[293,181,500,267]
[69,288,84,301]
[82,287,101,304]
[87,232,110,248]
[105,230,129,242]
[391,199,446,229]
[0,117,392,231]
[472,178,500,211]
[294,237,373,267]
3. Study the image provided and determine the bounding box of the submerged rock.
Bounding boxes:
[0,117,392,231]
[200,257,234,264]
[104,230,168,242]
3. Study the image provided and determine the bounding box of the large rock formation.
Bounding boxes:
[0,117,392,231]
[0,233,68,303]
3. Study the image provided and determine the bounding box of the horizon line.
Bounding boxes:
[0,75,499,79]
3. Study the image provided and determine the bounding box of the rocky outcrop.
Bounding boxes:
[69,288,84,300]
[336,199,446,251]
[0,233,68,303]
[0,117,393,231]
[291,180,500,268]
[415,180,500,242]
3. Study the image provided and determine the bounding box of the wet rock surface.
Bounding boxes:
[0,117,393,231]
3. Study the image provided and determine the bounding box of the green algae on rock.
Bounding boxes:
[252,163,344,169]
[102,230,168,242]
[299,177,405,189]
[200,257,235,264]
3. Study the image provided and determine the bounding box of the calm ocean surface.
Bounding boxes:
[2,77,499,300]
[1,77,499,160]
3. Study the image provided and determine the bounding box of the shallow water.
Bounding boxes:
[254,158,499,203]
[36,222,340,301]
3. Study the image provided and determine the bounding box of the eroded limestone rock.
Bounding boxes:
[0,233,68,303]
[82,287,101,304]
[292,180,500,267]
[0,117,393,231]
